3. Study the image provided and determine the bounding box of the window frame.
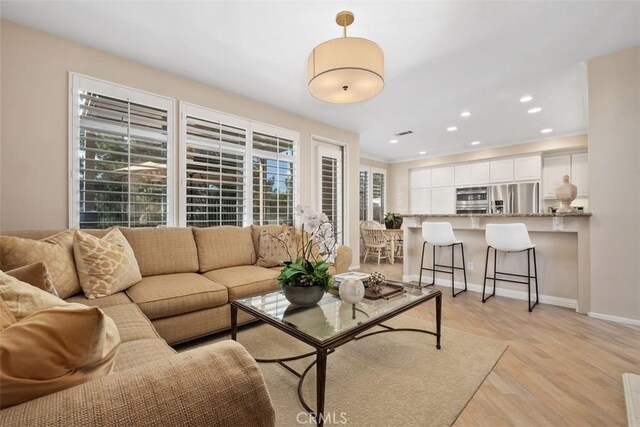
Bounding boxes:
[359,165,387,223]
[68,72,176,228]
[178,102,300,227]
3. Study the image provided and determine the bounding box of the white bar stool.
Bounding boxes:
[418,222,468,297]
[482,223,539,311]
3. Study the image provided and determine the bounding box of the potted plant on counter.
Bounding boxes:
[384,212,403,229]
[277,206,337,307]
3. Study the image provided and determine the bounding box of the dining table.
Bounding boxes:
[383,228,404,264]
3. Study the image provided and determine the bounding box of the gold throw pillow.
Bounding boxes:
[0,296,16,332]
[0,230,80,298]
[73,228,142,299]
[256,225,298,268]
[4,262,59,297]
[0,305,120,409]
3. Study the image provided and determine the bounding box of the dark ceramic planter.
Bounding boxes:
[282,284,325,307]
[385,218,403,229]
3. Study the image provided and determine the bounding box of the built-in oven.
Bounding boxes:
[456,186,489,214]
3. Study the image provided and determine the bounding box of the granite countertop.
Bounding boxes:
[400,212,592,218]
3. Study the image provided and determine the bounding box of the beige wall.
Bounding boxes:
[360,156,389,171]
[587,45,640,322]
[387,134,588,213]
[0,20,361,263]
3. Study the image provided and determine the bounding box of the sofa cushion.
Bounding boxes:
[0,305,120,409]
[73,229,142,299]
[4,262,58,296]
[203,266,279,300]
[126,273,228,320]
[65,292,133,309]
[0,230,80,298]
[194,226,257,272]
[119,227,199,276]
[101,304,161,343]
[113,339,175,372]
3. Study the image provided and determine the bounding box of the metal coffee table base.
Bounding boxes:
[230,291,442,426]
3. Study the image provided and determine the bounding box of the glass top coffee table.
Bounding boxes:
[230,282,442,426]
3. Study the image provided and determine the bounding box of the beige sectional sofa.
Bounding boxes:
[2,224,352,345]
[0,224,352,425]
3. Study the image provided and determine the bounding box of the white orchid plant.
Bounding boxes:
[276,205,339,291]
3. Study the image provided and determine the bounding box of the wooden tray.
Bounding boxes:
[364,282,405,300]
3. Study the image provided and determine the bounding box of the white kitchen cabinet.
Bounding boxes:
[490,159,514,183]
[454,164,472,186]
[430,187,456,214]
[410,188,431,214]
[514,155,542,181]
[543,155,571,198]
[571,153,589,196]
[410,168,431,188]
[430,166,455,187]
[471,162,491,184]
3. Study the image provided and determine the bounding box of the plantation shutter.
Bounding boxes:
[77,89,170,228]
[252,131,296,225]
[359,170,369,221]
[317,145,344,244]
[184,116,247,227]
[372,172,385,223]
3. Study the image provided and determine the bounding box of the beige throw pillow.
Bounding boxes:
[0,230,80,299]
[4,262,59,297]
[73,228,142,299]
[256,225,298,268]
[0,271,86,321]
[0,296,16,332]
[0,305,120,409]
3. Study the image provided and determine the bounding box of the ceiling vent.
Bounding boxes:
[394,130,413,136]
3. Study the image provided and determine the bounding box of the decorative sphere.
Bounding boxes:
[369,272,386,294]
[339,279,365,304]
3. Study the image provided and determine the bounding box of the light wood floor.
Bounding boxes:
[359,259,640,426]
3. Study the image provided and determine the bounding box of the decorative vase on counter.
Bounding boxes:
[338,279,365,304]
[555,175,578,213]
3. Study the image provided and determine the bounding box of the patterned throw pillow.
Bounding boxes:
[0,230,80,299]
[73,228,142,299]
[4,262,58,297]
[256,225,298,268]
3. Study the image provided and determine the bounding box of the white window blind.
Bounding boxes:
[72,76,173,228]
[317,145,344,243]
[252,131,296,225]
[184,115,247,227]
[372,171,385,222]
[359,170,369,221]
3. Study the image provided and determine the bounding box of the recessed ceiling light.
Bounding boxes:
[540,128,553,134]
[418,151,426,155]
[528,107,542,114]
[447,126,458,132]
[460,111,472,117]
[471,141,481,145]
[520,95,533,103]
[389,139,398,143]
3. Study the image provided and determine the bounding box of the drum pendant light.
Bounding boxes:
[307,11,384,104]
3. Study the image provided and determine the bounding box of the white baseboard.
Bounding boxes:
[587,312,640,327]
[349,264,361,271]
[403,274,577,310]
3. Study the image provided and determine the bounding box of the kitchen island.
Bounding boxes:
[400,212,591,313]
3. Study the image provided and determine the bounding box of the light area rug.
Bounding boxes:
[180,315,507,426]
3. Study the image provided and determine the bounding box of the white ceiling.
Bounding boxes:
[1,1,639,162]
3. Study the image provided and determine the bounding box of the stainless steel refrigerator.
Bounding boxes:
[490,182,540,214]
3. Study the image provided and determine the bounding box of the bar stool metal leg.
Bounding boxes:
[482,246,491,302]
[533,247,539,305]
[418,242,427,287]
